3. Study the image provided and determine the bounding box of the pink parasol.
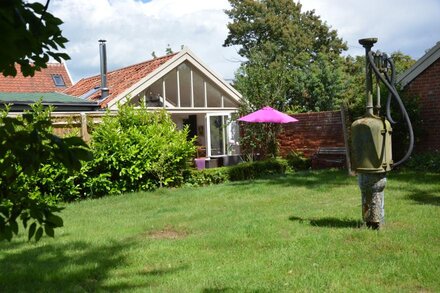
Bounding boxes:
[238,106,298,123]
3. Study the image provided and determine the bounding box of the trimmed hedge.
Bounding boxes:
[184,167,230,186]
[227,158,288,181]
[184,159,289,186]
[286,151,311,171]
[404,152,440,173]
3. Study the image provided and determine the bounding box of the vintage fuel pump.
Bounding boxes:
[351,38,414,229]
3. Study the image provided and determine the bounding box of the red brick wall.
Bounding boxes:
[403,59,440,152]
[278,110,345,157]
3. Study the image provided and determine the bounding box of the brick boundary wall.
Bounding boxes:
[278,110,345,158]
[403,60,440,152]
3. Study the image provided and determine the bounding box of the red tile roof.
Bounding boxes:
[64,53,178,107]
[0,63,73,93]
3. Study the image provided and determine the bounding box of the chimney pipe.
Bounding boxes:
[99,40,109,99]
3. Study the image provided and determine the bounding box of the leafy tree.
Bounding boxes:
[0,0,69,77]
[224,0,346,63]
[0,103,91,241]
[343,51,417,118]
[391,51,416,77]
[224,0,347,158]
[0,1,86,241]
[225,0,347,112]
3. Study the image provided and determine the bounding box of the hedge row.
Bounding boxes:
[185,158,289,186]
[403,152,440,173]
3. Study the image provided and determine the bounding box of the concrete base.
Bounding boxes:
[358,173,387,229]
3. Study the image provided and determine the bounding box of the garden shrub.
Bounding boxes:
[228,158,288,181]
[184,167,230,186]
[85,105,196,194]
[403,152,440,173]
[33,162,82,203]
[286,151,311,171]
[0,103,91,241]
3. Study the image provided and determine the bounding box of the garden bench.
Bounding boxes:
[311,147,347,169]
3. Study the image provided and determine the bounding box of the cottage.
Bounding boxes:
[65,42,242,160]
[0,63,98,112]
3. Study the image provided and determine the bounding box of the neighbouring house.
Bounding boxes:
[398,42,440,152]
[65,43,242,163]
[0,63,99,112]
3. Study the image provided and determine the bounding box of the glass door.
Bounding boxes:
[206,114,226,157]
[206,113,240,157]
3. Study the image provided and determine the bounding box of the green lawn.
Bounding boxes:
[1,170,439,292]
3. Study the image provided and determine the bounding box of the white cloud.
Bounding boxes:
[298,0,440,58]
[49,0,440,83]
[50,0,240,82]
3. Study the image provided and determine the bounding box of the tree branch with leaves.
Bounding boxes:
[0,0,70,77]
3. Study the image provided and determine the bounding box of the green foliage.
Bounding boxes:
[0,103,91,241]
[343,51,417,117]
[77,163,120,200]
[226,0,348,159]
[224,0,346,62]
[1,170,439,292]
[226,0,348,113]
[8,105,197,203]
[228,158,288,181]
[85,105,197,193]
[184,167,230,187]
[389,93,422,160]
[403,152,440,173]
[239,122,280,159]
[286,151,311,171]
[0,0,70,77]
[33,162,82,203]
[285,53,347,113]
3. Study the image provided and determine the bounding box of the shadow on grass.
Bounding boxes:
[0,238,186,292]
[141,266,188,276]
[388,171,440,185]
[229,169,355,190]
[407,189,440,206]
[289,216,362,228]
[202,288,233,293]
[202,288,265,293]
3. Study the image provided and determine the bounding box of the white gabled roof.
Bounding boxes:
[107,47,242,109]
[397,42,440,88]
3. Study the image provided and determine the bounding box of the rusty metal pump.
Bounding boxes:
[350,38,414,229]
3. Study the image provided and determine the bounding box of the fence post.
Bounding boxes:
[80,113,90,142]
[340,105,355,175]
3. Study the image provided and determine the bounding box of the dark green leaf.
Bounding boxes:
[28,223,37,241]
[44,225,54,238]
[47,214,63,228]
[2,226,13,241]
[35,227,43,241]
[10,220,18,235]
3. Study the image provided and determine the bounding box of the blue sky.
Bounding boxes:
[48,0,440,83]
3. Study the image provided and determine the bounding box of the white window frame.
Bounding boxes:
[205,113,235,158]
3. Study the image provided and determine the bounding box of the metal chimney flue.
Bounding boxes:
[99,40,109,99]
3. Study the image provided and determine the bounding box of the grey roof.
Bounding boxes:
[397,42,440,88]
[0,92,99,112]
[0,92,97,104]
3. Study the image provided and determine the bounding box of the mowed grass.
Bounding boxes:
[0,170,439,292]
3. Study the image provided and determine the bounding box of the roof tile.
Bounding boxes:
[64,53,178,107]
[0,63,73,92]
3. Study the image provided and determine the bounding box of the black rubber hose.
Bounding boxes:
[367,51,414,167]
[384,58,397,124]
